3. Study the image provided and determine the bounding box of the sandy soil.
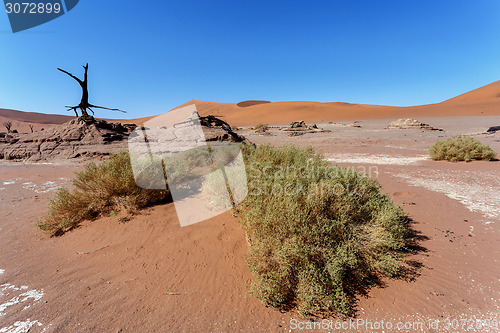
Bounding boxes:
[1,113,499,332]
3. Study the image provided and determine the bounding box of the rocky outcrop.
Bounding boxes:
[386,119,443,131]
[0,116,136,161]
[202,124,251,145]
[0,114,251,162]
[282,121,328,136]
[199,115,251,144]
[285,120,310,130]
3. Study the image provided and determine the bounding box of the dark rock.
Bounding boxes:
[486,126,500,133]
[289,120,307,129]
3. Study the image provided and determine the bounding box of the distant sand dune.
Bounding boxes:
[2,80,500,129]
[0,108,73,133]
[442,80,500,104]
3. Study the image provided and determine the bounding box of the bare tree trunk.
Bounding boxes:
[57,64,125,118]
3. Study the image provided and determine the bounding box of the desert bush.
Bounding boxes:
[237,144,408,317]
[37,151,169,235]
[429,135,497,162]
[254,124,269,131]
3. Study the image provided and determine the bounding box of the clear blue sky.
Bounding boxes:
[1,0,499,118]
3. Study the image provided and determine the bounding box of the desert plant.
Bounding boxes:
[429,135,497,162]
[254,124,268,131]
[237,144,408,317]
[37,151,169,235]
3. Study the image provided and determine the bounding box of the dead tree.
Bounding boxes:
[57,64,125,118]
[29,124,34,133]
[3,121,12,132]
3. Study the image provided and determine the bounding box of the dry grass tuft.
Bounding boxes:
[37,151,169,235]
[429,135,497,162]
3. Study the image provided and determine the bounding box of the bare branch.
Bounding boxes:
[57,68,83,84]
[89,104,127,113]
[66,106,79,117]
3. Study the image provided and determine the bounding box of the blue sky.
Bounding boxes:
[1,0,499,118]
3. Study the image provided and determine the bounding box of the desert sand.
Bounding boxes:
[0,108,73,133]
[0,81,499,332]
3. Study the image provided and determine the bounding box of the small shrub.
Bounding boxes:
[254,124,268,131]
[37,151,169,235]
[237,144,408,317]
[429,135,497,162]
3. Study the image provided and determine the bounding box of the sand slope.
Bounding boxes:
[0,108,73,133]
[443,80,500,104]
[183,97,500,126]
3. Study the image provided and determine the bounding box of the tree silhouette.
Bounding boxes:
[58,64,125,118]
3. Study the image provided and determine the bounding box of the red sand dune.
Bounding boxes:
[2,80,500,131]
[119,79,500,126]
[0,108,73,133]
[442,80,500,104]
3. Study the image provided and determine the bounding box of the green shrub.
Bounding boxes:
[237,144,408,317]
[254,124,269,131]
[429,135,497,162]
[37,151,169,235]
